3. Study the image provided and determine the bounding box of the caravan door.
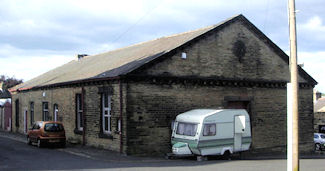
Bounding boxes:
[234,115,245,151]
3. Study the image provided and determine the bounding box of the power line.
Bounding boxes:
[111,0,166,44]
[262,0,271,34]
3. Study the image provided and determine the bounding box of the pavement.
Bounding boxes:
[1,130,325,162]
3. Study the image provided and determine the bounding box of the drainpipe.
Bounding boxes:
[119,79,123,154]
[82,87,86,146]
[10,97,12,132]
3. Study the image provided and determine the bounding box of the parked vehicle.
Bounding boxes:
[27,121,66,148]
[314,133,325,151]
[170,109,251,160]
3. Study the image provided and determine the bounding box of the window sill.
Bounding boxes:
[74,128,83,135]
[98,132,113,139]
[114,130,121,134]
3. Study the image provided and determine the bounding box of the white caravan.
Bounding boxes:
[171,109,251,159]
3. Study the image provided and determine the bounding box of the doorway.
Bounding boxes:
[224,97,253,149]
[225,100,251,120]
[226,101,250,111]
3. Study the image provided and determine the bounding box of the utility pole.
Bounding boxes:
[288,0,299,171]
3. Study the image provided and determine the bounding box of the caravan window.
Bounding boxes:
[203,123,216,136]
[176,122,197,136]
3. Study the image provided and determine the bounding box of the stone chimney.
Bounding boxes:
[77,54,88,61]
[314,89,323,102]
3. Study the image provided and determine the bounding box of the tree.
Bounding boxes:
[0,75,23,89]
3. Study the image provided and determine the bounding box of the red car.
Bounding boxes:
[27,121,66,148]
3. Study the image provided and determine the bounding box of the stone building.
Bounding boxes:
[10,15,317,156]
[0,81,12,131]
[314,97,325,133]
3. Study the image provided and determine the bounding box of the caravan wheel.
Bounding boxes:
[222,150,231,160]
[196,156,207,161]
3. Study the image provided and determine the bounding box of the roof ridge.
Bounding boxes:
[160,24,216,39]
[77,14,244,61]
[83,37,161,59]
[82,23,222,60]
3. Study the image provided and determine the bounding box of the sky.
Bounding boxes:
[0,0,324,92]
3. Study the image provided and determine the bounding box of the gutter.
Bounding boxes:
[11,76,121,93]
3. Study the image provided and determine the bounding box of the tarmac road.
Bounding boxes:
[0,132,325,171]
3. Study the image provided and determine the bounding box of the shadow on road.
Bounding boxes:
[1,131,325,171]
[0,134,234,171]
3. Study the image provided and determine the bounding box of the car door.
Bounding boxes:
[29,123,37,142]
[34,123,42,141]
[31,123,41,142]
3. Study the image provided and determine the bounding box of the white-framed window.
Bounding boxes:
[102,93,111,134]
[117,119,121,133]
[53,104,58,122]
[42,102,49,121]
[76,94,83,131]
[30,102,34,125]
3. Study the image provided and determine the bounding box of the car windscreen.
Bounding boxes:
[321,134,325,139]
[44,123,64,132]
[176,122,198,136]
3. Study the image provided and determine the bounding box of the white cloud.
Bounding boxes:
[302,16,324,30]
[0,44,22,57]
[0,44,73,81]
[1,54,75,82]
[299,15,325,45]
[0,42,121,81]
[299,51,325,93]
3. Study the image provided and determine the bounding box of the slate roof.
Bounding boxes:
[315,97,325,112]
[12,19,217,91]
[11,14,317,92]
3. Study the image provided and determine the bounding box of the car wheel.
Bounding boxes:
[27,137,32,145]
[60,141,66,148]
[37,139,42,148]
[315,143,321,151]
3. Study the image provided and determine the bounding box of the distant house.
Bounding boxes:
[314,96,325,133]
[10,15,317,156]
[0,81,12,131]
[314,89,322,103]
[315,97,325,113]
